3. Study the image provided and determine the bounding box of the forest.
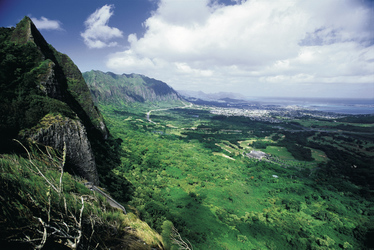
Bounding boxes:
[95,102,374,249]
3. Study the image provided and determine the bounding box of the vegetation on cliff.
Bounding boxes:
[0,17,107,152]
[0,17,116,182]
[83,70,183,105]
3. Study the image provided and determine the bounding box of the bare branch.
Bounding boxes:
[170,226,193,250]
[47,187,51,223]
[59,142,66,194]
[13,139,59,193]
[75,196,84,248]
[35,217,47,249]
[13,140,87,249]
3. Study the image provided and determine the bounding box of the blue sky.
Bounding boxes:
[1,0,373,98]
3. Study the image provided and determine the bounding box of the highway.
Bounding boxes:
[85,183,127,214]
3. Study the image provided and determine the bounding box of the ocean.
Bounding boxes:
[250,97,374,115]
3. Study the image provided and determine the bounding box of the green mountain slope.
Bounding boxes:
[5,17,108,140]
[0,17,165,249]
[83,70,183,105]
[1,16,107,183]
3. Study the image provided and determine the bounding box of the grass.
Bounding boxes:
[310,148,329,162]
[263,146,294,159]
[0,143,164,249]
[212,152,236,160]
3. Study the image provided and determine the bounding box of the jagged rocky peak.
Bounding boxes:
[11,16,109,139]
[83,70,184,104]
[11,16,46,45]
[0,17,109,184]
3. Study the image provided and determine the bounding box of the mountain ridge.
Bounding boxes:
[83,70,184,104]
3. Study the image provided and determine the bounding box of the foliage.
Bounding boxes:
[97,103,373,249]
[0,142,163,249]
[1,19,166,249]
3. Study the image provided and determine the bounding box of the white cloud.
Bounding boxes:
[31,16,62,30]
[106,0,374,98]
[81,4,123,49]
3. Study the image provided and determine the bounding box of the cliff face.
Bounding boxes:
[28,114,99,184]
[83,70,183,104]
[0,17,106,184]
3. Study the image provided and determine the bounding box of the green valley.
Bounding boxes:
[94,101,374,249]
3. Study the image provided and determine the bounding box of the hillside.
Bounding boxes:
[83,70,183,105]
[0,17,164,249]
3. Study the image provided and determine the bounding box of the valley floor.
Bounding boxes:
[100,102,373,249]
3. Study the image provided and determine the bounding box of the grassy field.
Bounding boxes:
[263,146,294,159]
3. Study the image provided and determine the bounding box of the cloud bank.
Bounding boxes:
[106,0,374,98]
[81,4,123,49]
[31,16,62,30]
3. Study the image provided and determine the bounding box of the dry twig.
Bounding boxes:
[170,226,193,250]
[13,139,59,193]
[13,140,86,249]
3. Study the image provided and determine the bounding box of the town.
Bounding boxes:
[208,104,345,123]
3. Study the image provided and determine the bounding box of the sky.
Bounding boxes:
[1,0,373,99]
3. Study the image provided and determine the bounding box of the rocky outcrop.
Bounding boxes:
[29,114,99,185]
[10,15,45,45]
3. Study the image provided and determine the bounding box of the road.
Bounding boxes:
[85,183,127,214]
[146,102,192,124]
[146,109,168,124]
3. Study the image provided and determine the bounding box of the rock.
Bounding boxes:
[30,114,99,185]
